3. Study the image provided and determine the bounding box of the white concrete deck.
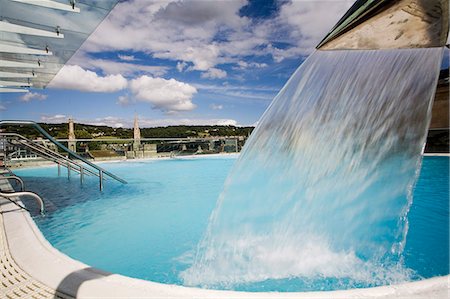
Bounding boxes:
[0,178,448,298]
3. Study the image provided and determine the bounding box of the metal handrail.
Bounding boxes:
[4,135,108,187]
[0,175,24,191]
[4,133,99,178]
[0,120,127,188]
[9,134,71,159]
[7,137,88,178]
[0,191,44,214]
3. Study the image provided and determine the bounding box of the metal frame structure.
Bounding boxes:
[0,190,44,214]
[0,175,24,191]
[0,0,119,92]
[0,166,44,214]
[0,120,127,190]
[4,132,98,178]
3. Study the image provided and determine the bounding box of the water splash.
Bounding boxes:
[181,48,443,289]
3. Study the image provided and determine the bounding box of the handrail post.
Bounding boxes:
[80,166,84,184]
[57,162,61,176]
[67,163,71,179]
[99,170,103,191]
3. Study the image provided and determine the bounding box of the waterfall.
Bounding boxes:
[181,48,444,289]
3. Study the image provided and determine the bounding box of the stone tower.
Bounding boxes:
[133,115,141,151]
[67,118,77,152]
[68,118,76,152]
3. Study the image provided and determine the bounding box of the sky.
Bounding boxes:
[1,0,448,128]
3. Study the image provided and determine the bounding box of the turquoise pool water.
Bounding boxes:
[14,155,449,292]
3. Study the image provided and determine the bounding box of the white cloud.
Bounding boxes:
[236,61,268,69]
[266,44,306,63]
[210,103,223,110]
[79,0,351,71]
[139,118,238,127]
[118,54,136,61]
[69,53,168,77]
[48,64,200,113]
[40,114,67,123]
[49,65,127,92]
[195,83,279,93]
[80,59,168,76]
[117,95,130,106]
[176,61,188,72]
[194,83,278,101]
[89,59,167,77]
[40,115,123,128]
[0,104,6,111]
[279,1,352,42]
[201,68,227,79]
[79,0,266,72]
[20,92,47,102]
[85,116,125,128]
[214,119,238,126]
[42,115,125,128]
[270,0,353,61]
[129,75,198,112]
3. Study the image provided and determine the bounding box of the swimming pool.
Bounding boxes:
[14,155,449,292]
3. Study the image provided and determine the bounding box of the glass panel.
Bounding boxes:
[0,0,118,89]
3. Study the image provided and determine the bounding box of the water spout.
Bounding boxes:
[182,48,444,289]
[317,0,449,50]
[182,0,448,291]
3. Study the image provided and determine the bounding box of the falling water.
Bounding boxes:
[181,48,444,289]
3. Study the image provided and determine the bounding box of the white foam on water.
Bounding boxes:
[181,48,444,289]
[181,233,414,287]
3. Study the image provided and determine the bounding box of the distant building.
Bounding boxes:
[198,131,210,138]
[224,138,239,153]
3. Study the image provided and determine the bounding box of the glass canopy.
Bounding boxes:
[0,0,118,92]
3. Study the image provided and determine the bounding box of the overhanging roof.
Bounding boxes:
[316,0,449,50]
[0,0,118,93]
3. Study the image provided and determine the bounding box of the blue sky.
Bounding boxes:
[1,0,448,128]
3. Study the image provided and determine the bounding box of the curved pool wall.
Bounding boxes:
[3,155,449,297]
[1,174,448,299]
[14,155,449,291]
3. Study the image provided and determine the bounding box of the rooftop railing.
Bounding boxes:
[0,120,127,190]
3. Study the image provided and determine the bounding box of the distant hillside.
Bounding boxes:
[2,123,254,139]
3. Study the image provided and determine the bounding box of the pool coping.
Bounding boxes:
[1,195,448,299]
[10,152,449,170]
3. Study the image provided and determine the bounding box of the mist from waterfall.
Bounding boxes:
[181,48,444,289]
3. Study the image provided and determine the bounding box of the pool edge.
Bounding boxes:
[1,198,448,299]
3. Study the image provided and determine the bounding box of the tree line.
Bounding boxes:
[3,123,255,139]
